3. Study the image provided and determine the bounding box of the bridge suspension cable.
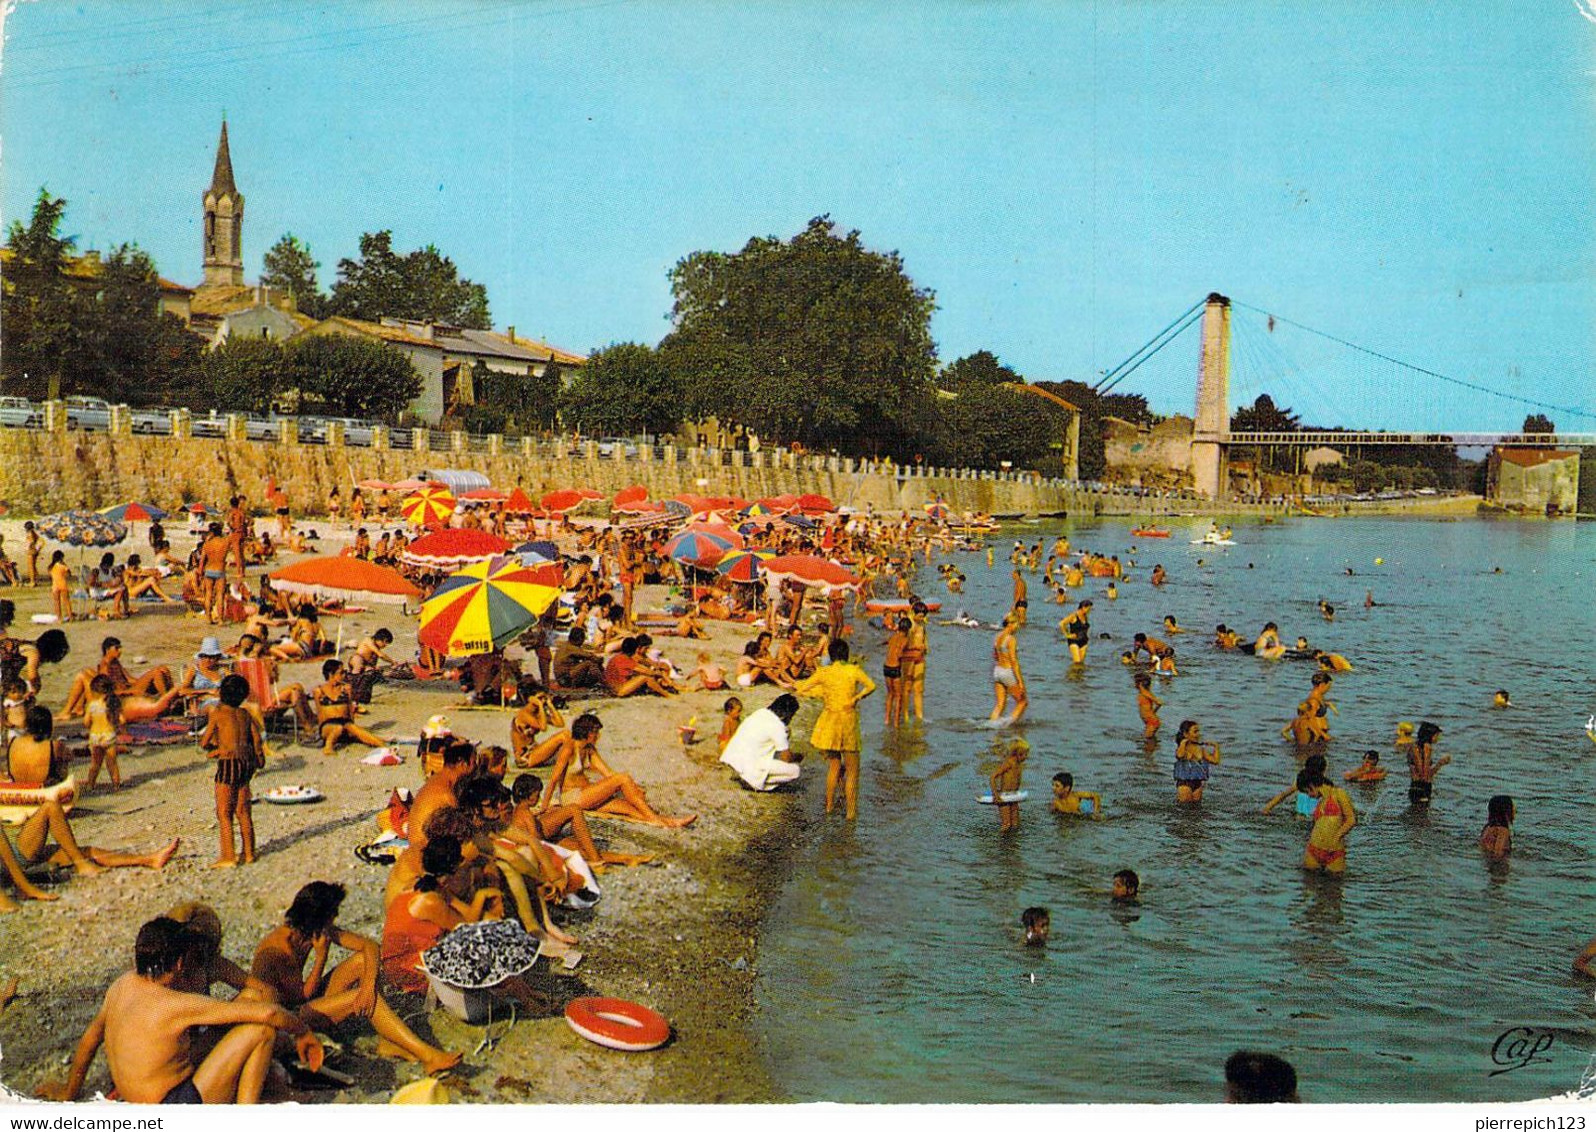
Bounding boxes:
[1229,298,1596,422]
[1092,297,1206,396]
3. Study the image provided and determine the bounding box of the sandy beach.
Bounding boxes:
[0,519,798,1103]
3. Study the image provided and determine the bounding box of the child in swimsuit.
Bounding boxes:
[1344,751,1386,782]
[1134,673,1162,738]
[1479,794,1514,860]
[688,652,727,691]
[1050,772,1102,818]
[989,739,1028,833]
[717,697,743,754]
[82,675,124,791]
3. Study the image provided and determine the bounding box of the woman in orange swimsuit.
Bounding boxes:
[1302,767,1356,874]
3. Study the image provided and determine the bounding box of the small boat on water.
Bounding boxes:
[1131,528,1171,538]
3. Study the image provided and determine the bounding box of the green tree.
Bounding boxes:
[561,343,680,435]
[937,383,1060,470]
[261,233,328,318]
[2,189,81,400]
[328,230,490,328]
[939,349,1020,392]
[77,245,202,406]
[1230,394,1300,433]
[285,334,421,419]
[662,216,938,455]
[201,337,286,413]
[1522,413,1555,434]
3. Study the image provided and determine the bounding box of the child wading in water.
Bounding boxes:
[1051,772,1103,817]
[1173,720,1221,803]
[1135,672,1163,739]
[200,675,264,868]
[990,739,1029,833]
[1021,906,1050,946]
[1480,795,1514,860]
[82,675,123,791]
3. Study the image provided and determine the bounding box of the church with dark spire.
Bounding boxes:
[201,120,245,288]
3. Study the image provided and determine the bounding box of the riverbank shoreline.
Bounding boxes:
[0,527,800,1103]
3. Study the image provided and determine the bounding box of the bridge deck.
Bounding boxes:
[1224,431,1596,447]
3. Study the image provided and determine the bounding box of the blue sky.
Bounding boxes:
[3,0,1594,430]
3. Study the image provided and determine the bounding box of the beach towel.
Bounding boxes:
[124,719,193,746]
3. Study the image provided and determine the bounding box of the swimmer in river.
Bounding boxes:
[1058,600,1093,665]
[1214,624,1238,649]
[1318,599,1335,622]
[1479,795,1514,860]
[1315,651,1354,673]
[1105,581,1118,601]
[1050,772,1102,818]
[1150,565,1167,587]
[989,614,1027,723]
[1492,689,1511,708]
[1406,721,1448,805]
[1173,720,1221,803]
[1111,869,1140,903]
[1253,622,1287,661]
[1301,765,1356,874]
[1163,615,1187,636]
[1365,591,1376,608]
[1134,672,1163,738]
[1281,701,1319,747]
[1344,751,1386,783]
[990,739,1029,833]
[1120,651,1137,667]
[1021,906,1050,947]
[1154,650,1178,677]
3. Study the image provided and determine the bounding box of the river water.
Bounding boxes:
[755,517,1596,1103]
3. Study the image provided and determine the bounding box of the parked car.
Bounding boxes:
[64,396,113,430]
[0,396,40,428]
[596,436,640,458]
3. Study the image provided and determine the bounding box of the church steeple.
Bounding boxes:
[202,120,245,288]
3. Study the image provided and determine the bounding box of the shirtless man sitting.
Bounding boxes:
[39,917,320,1104]
[64,636,175,718]
[408,741,481,849]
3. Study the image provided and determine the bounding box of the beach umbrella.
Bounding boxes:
[420,919,542,989]
[783,513,819,530]
[613,497,665,515]
[614,484,649,507]
[661,499,693,521]
[503,487,536,514]
[459,488,509,504]
[99,501,168,524]
[795,493,836,513]
[402,528,509,571]
[716,548,774,584]
[743,502,780,517]
[540,489,587,514]
[686,520,745,549]
[400,485,457,528]
[663,529,733,566]
[923,501,951,521]
[511,539,560,565]
[356,479,393,491]
[39,511,128,548]
[762,554,860,593]
[418,556,564,657]
[269,556,420,606]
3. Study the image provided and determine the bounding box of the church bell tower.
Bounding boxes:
[201,120,245,288]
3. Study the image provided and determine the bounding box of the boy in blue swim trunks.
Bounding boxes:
[40,917,320,1104]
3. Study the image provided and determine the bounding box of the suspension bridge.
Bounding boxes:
[1084,293,1595,497]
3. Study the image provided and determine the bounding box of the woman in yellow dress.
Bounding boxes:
[795,640,876,820]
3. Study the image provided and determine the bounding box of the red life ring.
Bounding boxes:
[564,996,670,1052]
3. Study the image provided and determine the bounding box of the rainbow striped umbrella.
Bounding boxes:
[664,529,733,567]
[716,548,774,584]
[401,485,456,528]
[418,556,565,658]
[99,501,169,523]
[923,500,950,521]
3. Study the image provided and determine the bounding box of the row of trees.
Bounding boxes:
[200,335,420,419]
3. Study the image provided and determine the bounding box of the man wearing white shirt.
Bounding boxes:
[721,695,803,791]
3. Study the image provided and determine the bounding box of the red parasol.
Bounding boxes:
[270,556,420,605]
[503,487,536,514]
[762,554,860,593]
[460,488,509,502]
[541,489,587,513]
[614,485,649,507]
[401,528,510,571]
[795,493,836,513]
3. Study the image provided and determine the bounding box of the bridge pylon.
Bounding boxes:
[1191,292,1231,499]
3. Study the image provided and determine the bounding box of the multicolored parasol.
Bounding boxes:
[400,485,457,528]
[99,501,168,524]
[38,511,128,548]
[716,548,775,584]
[418,556,564,657]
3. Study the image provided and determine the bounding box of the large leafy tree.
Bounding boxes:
[931,352,1060,469]
[2,189,81,400]
[561,343,680,435]
[328,230,490,328]
[201,337,286,413]
[78,245,202,406]
[938,349,1020,392]
[662,216,938,455]
[285,334,421,419]
[1522,413,1555,434]
[261,233,328,318]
